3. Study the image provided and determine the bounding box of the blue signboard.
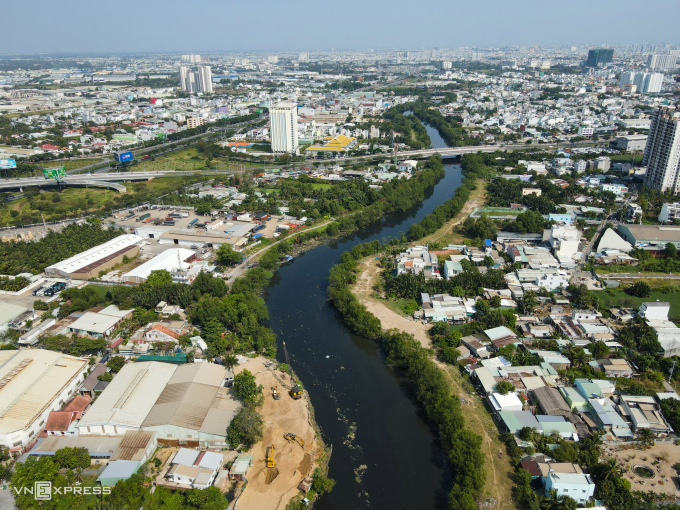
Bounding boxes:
[114,151,133,163]
[0,159,16,169]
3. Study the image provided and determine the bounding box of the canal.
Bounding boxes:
[265,123,461,509]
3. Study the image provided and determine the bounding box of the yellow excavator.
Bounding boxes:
[283,433,305,448]
[283,342,303,400]
[272,384,280,400]
[266,445,276,468]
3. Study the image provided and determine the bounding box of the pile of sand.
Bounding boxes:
[234,357,319,510]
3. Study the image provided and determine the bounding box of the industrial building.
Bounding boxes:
[78,362,240,448]
[0,349,89,453]
[45,234,143,279]
[122,249,197,284]
[158,230,248,250]
[68,305,134,339]
[613,134,648,152]
[617,224,680,248]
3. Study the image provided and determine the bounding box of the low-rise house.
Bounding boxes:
[80,364,109,397]
[559,386,588,410]
[461,334,491,359]
[639,302,670,321]
[489,392,524,412]
[166,448,223,489]
[599,359,635,378]
[98,460,140,487]
[542,472,595,504]
[68,305,134,339]
[531,387,572,417]
[228,454,253,481]
[619,395,672,434]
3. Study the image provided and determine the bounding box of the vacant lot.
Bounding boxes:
[593,285,680,317]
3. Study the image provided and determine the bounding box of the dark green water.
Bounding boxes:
[266,124,462,509]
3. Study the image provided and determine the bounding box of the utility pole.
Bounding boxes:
[669,360,676,384]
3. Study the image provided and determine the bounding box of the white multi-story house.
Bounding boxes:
[659,203,680,223]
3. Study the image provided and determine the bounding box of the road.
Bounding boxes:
[224,220,334,282]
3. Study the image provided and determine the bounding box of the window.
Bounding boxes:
[13,441,21,447]
[563,489,568,492]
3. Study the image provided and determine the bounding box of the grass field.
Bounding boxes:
[593,284,680,317]
[609,154,644,164]
[310,183,333,190]
[130,148,214,172]
[45,158,102,171]
[0,175,205,227]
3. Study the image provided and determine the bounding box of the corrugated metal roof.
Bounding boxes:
[0,349,88,436]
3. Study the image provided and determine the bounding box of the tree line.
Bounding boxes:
[327,240,486,510]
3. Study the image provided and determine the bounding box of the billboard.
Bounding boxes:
[157,133,167,140]
[0,159,16,169]
[43,167,66,181]
[114,151,134,163]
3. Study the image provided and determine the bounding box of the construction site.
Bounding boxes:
[233,355,323,510]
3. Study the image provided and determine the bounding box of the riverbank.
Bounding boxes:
[351,257,518,510]
[232,356,327,510]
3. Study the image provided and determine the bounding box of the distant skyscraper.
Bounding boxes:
[270,102,299,154]
[267,55,279,64]
[643,106,680,192]
[620,72,663,93]
[647,53,678,70]
[197,65,213,94]
[585,49,614,67]
[299,52,309,61]
[181,54,201,63]
[179,66,191,92]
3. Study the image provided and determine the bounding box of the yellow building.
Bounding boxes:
[187,117,204,129]
[306,134,356,154]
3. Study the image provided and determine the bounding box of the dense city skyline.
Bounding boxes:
[3,0,679,54]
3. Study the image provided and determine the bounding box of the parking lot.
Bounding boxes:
[108,209,294,241]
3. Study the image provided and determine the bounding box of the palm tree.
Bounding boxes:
[599,458,625,481]
[222,354,238,371]
[637,428,655,446]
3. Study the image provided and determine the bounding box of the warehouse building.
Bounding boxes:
[158,230,248,250]
[45,234,143,279]
[122,249,197,284]
[617,224,680,249]
[0,349,89,453]
[68,305,134,339]
[78,362,240,448]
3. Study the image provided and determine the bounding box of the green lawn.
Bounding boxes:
[131,148,213,172]
[310,183,333,190]
[47,158,101,171]
[593,286,680,317]
[609,154,644,164]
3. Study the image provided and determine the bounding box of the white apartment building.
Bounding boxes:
[659,203,680,223]
[643,106,680,192]
[197,65,212,94]
[270,102,299,153]
[181,54,201,64]
[620,72,664,94]
[647,53,677,70]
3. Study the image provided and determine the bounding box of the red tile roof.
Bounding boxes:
[45,411,77,432]
[147,324,180,340]
[62,395,91,413]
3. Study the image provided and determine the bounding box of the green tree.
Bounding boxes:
[665,242,677,259]
[589,341,610,359]
[233,369,263,404]
[496,381,515,395]
[216,243,242,266]
[53,447,90,470]
[145,269,173,288]
[311,468,336,495]
[107,355,126,373]
[227,406,263,448]
[626,281,651,298]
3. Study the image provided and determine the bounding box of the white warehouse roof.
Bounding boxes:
[123,248,195,284]
[0,350,88,437]
[45,234,143,277]
[78,362,177,430]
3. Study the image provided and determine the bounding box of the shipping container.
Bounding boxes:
[142,217,155,223]
[189,218,199,226]
[136,213,151,222]
[162,220,176,226]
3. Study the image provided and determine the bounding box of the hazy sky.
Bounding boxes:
[3,0,678,54]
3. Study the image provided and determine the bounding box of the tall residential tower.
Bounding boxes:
[270,102,299,154]
[643,107,680,192]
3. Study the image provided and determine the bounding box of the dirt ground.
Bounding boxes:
[351,257,519,510]
[234,356,321,510]
[423,179,487,245]
[352,258,431,348]
[603,442,680,497]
